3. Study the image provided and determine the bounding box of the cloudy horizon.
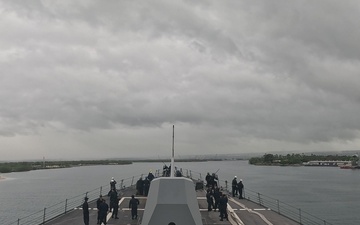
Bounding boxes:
[1,1,360,161]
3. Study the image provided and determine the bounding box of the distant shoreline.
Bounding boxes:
[0,158,214,174]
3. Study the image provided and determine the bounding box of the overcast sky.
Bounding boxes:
[1,0,360,161]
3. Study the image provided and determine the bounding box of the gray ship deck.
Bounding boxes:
[44,183,300,225]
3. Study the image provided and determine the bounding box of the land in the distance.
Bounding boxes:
[1,152,359,174]
[0,158,209,173]
[249,153,359,166]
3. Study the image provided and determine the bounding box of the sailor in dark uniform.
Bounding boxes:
[136,177,144,195]
[219,194,228,221]
[206,189,214,211]
[110,177,117,191]
[147,170,155,181]
[96,195,103,224]
[143,177,150,196]
[108,188,117,212]
[82,197,89,225]
[232,176,238,197]
[129,195,140,220]
[213,187,221,211]
[162,164,168,176]
[99,199,109,225]
[112,196,120,219]
[237,179,244,199]
[205,172,211,187]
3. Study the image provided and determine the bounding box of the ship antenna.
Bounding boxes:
[170,125,175,177]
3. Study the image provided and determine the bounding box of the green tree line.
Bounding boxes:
[0,158,209,173]
[0,160,132,173]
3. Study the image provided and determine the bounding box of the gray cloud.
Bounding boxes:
[1,0,360,160]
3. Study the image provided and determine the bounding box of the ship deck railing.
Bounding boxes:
[5,168,333,225]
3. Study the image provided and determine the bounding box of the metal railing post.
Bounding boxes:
[257,193,261,205]
[277,199,280,214]
[225,180,228,191]
[199,173,202,180]
[65,199,68,213]
[100,186,102,196]
[299,208,302,224]
[121,179,124,189]
[131,176,134,186]
[17,218,20,225]
[43,207,46,224]
[190,170,192,178]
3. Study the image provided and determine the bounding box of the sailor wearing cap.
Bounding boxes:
[110,177,117,191]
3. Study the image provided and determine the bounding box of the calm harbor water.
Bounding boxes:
[1,160,359,224]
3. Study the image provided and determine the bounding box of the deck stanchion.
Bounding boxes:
[131,176,134,186]
[121,179,124,189]
[17,218,20,225]
[299,208,302,224]
[190,170,192,178]
[199,173,202,180]
[65,199,68,213]
[257,193,261,205]
[225,180,228,191]
[43,207,46,224]
[100,186,102,196]
[277,200,280,214]
[324,220,327,225]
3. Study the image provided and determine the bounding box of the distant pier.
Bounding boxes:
[303,160,351,167]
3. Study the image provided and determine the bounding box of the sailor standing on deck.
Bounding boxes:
[143,177,150,196]
[96,195,103,224]
[237,179,244,199]
[206,189,214,211]
[110,177,117,191]
[99,199,109,225]
[219,194,228,221]
[108,188,117,212]
[205,172,211,187]
[111,196,120,219]
[82,197,89,225]
[129,195,140,220]
[213,187,221,211]
[136,177,144,195]
[232,176,238,197]
[147,170,155,181]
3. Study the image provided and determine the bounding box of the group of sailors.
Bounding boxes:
[135,170,155,196]
[204,172,229,221]
[205,172,245,221]
[81,193,113,225]
[83,169,245,224]
[231,176,244,199]
[162,164,183,177]
[205,172,218,188]
[82,176,141,225]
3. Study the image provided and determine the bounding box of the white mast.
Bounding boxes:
[170,125,175,177]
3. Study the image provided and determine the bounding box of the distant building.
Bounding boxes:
[303,161,352,167]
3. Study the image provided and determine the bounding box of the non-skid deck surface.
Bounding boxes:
[45,186,299,225]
